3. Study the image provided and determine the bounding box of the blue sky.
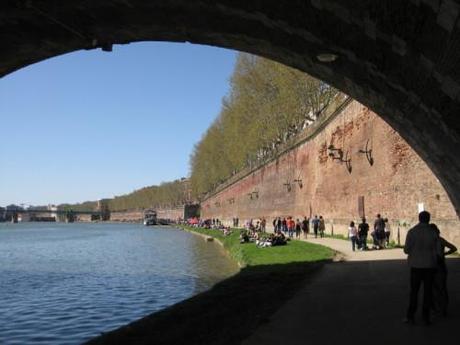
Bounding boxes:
[0,42,237,206]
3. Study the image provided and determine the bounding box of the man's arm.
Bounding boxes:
[441,237,457,256]
[404,230,413,254]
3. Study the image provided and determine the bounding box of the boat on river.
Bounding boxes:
[143,209,157,226]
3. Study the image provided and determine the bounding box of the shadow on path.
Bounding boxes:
[243,258,460,345]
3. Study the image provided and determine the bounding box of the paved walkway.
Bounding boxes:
[243,237,460,345]
[305,236,406,261]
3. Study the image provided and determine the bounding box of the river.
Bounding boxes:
[0,222,239,345]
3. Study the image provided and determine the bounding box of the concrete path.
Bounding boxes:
[305,236,406,261]
[243,237,460,345]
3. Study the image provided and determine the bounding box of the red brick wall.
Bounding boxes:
[201,100,460,247]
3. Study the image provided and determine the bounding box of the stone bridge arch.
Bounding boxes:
[2,1,460,217]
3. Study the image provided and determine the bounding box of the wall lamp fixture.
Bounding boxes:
[317,53,338,63]
[283,181,292,192]
[328,144,352,174]
[327,144,344,161]
[252,191,259,199]
[293,177,303,189]
[228,198,235,204]
[358,139,374,166]
[343,151,352,174]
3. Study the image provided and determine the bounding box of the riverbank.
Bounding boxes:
[87,226,334,345]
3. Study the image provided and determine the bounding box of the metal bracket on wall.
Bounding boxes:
[358,139,373,166]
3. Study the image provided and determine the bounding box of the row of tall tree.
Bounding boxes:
[107,179,190,211]
[62,53,339,211]
[189,53,339,198]
[61,179,190,212]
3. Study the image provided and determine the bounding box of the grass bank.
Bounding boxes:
[87,226,334,345]
[182,226,334,266]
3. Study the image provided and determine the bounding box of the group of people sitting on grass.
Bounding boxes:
[187,218,233,236]
[239,229,287,247]
[348,214,392,251]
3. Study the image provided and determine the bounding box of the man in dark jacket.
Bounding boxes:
[374,214,386,249]
[358,218,369,250]
[404,211,441,325]
[302,216,310,238]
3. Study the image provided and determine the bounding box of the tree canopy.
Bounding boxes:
[61,179,191,212]
[190,53,338,198]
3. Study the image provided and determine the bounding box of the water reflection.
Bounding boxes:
[188,234,239,294]
[0,223,239,345]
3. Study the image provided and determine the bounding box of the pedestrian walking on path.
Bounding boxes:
[403,211,442,325]
[295,219,302,239]
[374,214,386,249]
[301,216,309,238]
[319,216,325,238]
[349,221,358,251]
[312,215,319,238]
[358,218,369,250]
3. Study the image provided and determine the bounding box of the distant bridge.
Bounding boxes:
[14,209,100,215]
[2,208,109,223]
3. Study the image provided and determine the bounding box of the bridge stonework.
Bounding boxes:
[201,100,460,247]
[2,1,460,218]
[110,210,144,223]
[157,207,184,222]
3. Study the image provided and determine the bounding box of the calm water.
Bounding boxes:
[0,222,239,345]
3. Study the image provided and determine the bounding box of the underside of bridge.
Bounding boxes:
[1,1,460,217]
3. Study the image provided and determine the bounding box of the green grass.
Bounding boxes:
[88,226,334,345]
[182,226,334,266]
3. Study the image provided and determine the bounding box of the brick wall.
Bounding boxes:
[201,100,460,247]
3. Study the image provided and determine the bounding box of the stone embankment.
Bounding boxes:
[109,210,143,223]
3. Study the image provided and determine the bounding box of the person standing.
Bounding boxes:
[431,224,457,317]
[358,218,369,250]
[312,215,319,238]
[282,217,287,234]
[288,217,295,238]
[261,217,266,233]
[319,216,325,238]
[349,221,358,251]
[374,214,386,249]
[403,211,441,325]
[384,218,391,246]
[295,219,302,239]
[302,216,309,238]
